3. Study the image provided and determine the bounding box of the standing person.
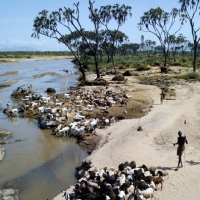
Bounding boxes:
[160,89,166,104]
[173,131,188,169]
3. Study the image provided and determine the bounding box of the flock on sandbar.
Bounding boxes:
[2,84,131,143]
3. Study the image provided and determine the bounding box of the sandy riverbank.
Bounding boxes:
[0,55,74,64]
[54,69,200,200]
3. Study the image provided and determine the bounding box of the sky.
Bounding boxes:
[0,0,198,51]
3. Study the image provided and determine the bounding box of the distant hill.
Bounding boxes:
[0,46,38,52]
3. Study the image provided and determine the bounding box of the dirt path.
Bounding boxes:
[54,75,200,200]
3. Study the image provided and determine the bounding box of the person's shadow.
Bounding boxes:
[156,166,178,171]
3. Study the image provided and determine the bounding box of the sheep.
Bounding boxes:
[135,188,155,200]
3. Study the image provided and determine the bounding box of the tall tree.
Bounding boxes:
[98,4,132,73]
[179,0,200,71]
[169,34,188,62]
[138,7,182,71]
[100,30,129,65]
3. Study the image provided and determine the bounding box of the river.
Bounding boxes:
[0,59,88,200]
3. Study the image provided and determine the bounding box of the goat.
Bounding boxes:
[37,106,45,113]
[123,93,132,99]
[118,99,127,106]
[61,190,70,200]
[64,93,71,99]
[73,113,85,121]
[153,173,164,191]
[57,126,70,137]
[97,106,109,112]
[136,188,155,200]
[122,110,127,118]
[55,102,64,107]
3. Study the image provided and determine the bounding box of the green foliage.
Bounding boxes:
[176,72,200,80]
[146,65,152,70]
[0,51,73,59]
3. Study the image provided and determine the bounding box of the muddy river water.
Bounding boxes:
[0,59,88,199]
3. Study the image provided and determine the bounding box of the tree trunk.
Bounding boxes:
[193,42,197,72]
[79,64,86,81]
[94,56,100,79]
[111,56,117,75]
[107,54,110,63]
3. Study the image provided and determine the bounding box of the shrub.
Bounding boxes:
[176,72,200,80]
[136,63,146,71]
[146,65,152,70]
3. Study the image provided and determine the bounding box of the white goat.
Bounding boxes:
[136,188,155,199]
[97,106,109,112]
[57,126,70,136]
[73,114,85,121]
[64,93,71,99]
[37,106,45,113]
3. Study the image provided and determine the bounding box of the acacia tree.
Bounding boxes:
[100,30,128,67]
[169,34,188,61]
[138,7,182,71]
[179,0,200,71]
[97,4,132,74]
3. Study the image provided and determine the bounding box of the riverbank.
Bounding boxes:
[0,55,74,64]
[54,68,200,200]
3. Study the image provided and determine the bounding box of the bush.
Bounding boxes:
[154,61,161,66]
[146,65,152,70]
[112,75,125,81]
[176,72,200,80]
[136,63,146,71]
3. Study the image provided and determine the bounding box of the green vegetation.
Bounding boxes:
[73,51,200,72]
[0,51,73,59]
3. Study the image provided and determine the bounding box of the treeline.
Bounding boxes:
[0,51,73,59]
[31,0,200,80]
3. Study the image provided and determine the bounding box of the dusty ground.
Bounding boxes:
[54,67,200,200]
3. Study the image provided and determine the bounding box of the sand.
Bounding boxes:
[53,71,200,200]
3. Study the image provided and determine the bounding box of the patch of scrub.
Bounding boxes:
[32,72,60,78]
[0,71,18,76]
[0,80,19,89]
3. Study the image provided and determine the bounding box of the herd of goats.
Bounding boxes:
[2,84,130,143]
[61,160,168,200]
[0,85,169,199]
